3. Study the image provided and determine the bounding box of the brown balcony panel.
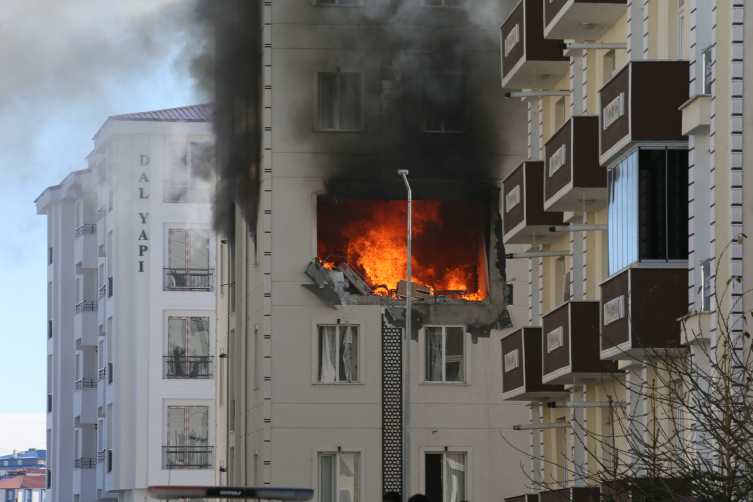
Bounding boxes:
[501,328,568,402]
[600,267,687,360]
[542,301,618,385]
[540,487,600,502]
[544,115,605,212]
[600,61,690,165]
[544,0,627,40]
[601,478,689,501]
[505,494,539,502]
[501,0,569,89]
[502,161,564,245]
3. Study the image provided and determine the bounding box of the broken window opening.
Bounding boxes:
[425,452,466,502]
[424,74,467,133]
[424,326,465,383]
[318,325,359,383]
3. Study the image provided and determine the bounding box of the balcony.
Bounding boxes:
[96,206,107,220]
[163,181,211,204]
[505,495,539,502]
[600,266,687,360]
[74,458,96,469]
[163,356,214,379]
[98,284,107,300]
[539,487,599,502]
[73,380,97,424]
[502,161,564,245]
[500,0,568,89]
[162,446,214,469]
[501,327,567,401]
[544,116,606,212]
[97,450,106,463]
[74,225,98,269]
[541,301,619,385]
[74,302,97,347]
[98,367,107,381]
[544,0,627,40]
[164,268,214,292]
[75,378,97,390]
[599,61,690,165]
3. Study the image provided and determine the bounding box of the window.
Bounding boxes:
[424,326,465,383]
[166,229,212,291]
[108,190,113,212]
[703,47,712,94]
[219,243,225,296]
[424,74,466,132]
[607,148,689,274]
[48,320,53,339]
[677,0,685,59]
[166,317,211,378]
[165,406,210,469]
[165,142,211,203]
[49,247,53,265]
[701,260,712,311]
[555,97,566,127]
[425,452,466,502]
[316,0,358,6]
[603,50,616,82]
[319,452,359,502]
[228,244,235,311]
[318,72,362,131]
[317,325,358,383]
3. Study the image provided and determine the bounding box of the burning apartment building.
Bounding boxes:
[199,0,535,500]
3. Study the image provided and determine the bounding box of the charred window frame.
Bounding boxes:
[423,74,468,133]
[419,326,469,384]
[314,69,365,132]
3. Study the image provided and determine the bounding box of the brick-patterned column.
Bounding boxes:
[382,313,403,494]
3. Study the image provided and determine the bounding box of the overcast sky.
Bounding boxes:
[0,0,208,413]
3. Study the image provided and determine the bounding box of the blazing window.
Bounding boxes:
[317,199,488,301]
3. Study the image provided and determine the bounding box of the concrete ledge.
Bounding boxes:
[680,94,711,136]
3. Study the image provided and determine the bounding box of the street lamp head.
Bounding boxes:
[397,170,409,176]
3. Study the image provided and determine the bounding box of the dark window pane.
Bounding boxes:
[424,0,442,5]
[319,75,337,129]
[442,75,465,131]
[638,149,667,260]
[425,453,443,502]
[666,149,689,260]
[338,0,359,5]
[424,76,444,131]
[445,327,464,382]
[339,74,361,130]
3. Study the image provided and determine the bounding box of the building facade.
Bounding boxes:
[36,105,216,502]
[498,0,752,499]
[198,0,537,500]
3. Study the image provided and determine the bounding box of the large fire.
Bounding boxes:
[317,199,488,301]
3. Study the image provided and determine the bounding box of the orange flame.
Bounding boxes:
[317,200,488,301]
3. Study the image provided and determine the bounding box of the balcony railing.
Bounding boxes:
[98,284,107,299]
[96,205,107,220]
[75,301,97,314]
[97,450,106,463]
[164,268,215,292]
[75,378,97,391]
[98,367,107,380]
[164,356,214,379]
[163,181,211,204]
[75,224,96,238]
[74,458,96,469]
[162,446,214,469]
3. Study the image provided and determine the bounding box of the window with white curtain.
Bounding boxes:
[318,325,359,383]
[424,326,465,383]
[425,452,466,502]
[319,452,359,502]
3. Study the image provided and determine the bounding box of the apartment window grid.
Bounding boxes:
[424,326,465,383]
[424,74,467,133]
[48,247,53,265]
[318,452,360,502]
[317,324,359,383]
[424,451,467,502]
[317,71,363,132]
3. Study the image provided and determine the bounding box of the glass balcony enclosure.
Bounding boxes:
[607,147,689,275]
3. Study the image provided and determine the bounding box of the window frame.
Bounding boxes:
[311,320,366,385]
[422,73,469,134]
[419,447,472,502]
[165,314,213,379]
[418,325,471,385]
[313,68,366,132]
[311,447,365,502]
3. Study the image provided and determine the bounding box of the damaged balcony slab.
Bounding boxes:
[384,305,512,344]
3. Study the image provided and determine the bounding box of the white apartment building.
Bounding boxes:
[36,105,216,502]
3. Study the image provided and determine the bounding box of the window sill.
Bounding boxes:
[313,382,364,385]
[315,128,364,133]
[420,381,469,386]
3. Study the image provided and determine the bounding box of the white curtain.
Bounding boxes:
[320,327,337,383]
[342,326,353,383]
[445,454,465,502]
[426,328,443,381]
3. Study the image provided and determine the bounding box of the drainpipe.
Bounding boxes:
[398,169,412,502]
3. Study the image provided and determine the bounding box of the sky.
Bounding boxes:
[0,0,209,414]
